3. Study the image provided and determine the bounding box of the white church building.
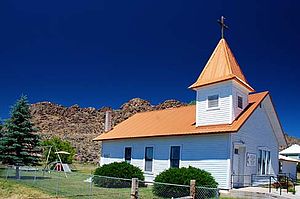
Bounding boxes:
[94,38,287,189]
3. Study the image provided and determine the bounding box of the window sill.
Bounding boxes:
[144,171,154,175]
[206,107,220,111]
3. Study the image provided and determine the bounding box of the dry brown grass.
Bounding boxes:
[0,178,55,199]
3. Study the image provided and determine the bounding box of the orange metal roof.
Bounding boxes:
[93,91,269,141]
[189,39,254,92]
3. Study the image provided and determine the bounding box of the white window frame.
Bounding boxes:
[144,146,154,173]
[257,147,271,176]
[124,146,132,163]
[169,145,181,168]
[237,95,243,109]
[206,94,220,110]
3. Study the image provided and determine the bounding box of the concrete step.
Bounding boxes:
[221,187,298,199]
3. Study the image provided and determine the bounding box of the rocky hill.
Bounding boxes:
[285,134,300,146]
[30,99,299,163]
[30,99,187,163]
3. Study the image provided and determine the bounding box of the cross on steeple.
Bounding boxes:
[218,16,229,38]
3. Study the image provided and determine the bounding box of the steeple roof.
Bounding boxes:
[189,39,254,91]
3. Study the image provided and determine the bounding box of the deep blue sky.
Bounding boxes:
[0,1,299,137]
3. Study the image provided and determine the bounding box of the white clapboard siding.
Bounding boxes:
[263,95,287,148]
[196,80,250,127]
[101,134,231,189]
[281,161,297,180]
[232,81,249,119]
[196,81,233,126]
[232,97,279,178]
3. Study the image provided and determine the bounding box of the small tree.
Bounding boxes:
[0,95,41,179]
[42,137,75,164]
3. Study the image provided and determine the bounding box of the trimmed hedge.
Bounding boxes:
[153,166,218,198]
[93,162,144,188]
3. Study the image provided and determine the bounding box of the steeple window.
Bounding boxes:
[238,96,243,109]
[208,95,219,108]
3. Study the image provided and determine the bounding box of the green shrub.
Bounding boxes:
[288,187,296,195]
[42,137,76,164]
[93,162,144,188]
[153,166,218,198]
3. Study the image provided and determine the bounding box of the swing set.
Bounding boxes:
[42,145,72,178]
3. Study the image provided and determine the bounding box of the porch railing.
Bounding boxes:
[231,173,296,195]
[269,173,296,195]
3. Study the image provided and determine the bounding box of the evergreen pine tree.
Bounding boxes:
[0,95,41,179]
[0,121,2,140]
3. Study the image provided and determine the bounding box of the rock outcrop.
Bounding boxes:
[285,134,300,146]
[30,99,187,163]
[30,99,299,163]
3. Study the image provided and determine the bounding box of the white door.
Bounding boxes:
[232,146,245,188]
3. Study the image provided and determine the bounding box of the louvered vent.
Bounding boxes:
[208,95,219,108]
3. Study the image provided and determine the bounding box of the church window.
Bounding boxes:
[208,95,219,108]
[124,147,132,163]
[234,148,239,154]
[145,147,153,172]
[170,146,180,168]
[258,149,271,175]
[238,96,243,109]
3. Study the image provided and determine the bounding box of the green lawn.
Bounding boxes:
[1,168,163,199]
[1,167,225,199]
[0,177,234,199]
[71,162,98,174]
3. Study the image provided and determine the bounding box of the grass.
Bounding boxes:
[1,167,223,199]
[0,177,161,199]
[71,162,98,174]
[0,177,235,199]
[0,178,53,199]
[1,168,163,199]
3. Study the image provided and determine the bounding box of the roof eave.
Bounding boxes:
[92,130,236,142]
[188,77,255,92]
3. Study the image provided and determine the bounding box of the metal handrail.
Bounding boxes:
[286,175,296,194]
[278,173,296,194]
[230,173,296,195]
[269,175,283,195]
[269,174,296,195]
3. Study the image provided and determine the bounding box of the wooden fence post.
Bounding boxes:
[131,178,139,199]
[190,180,196,199]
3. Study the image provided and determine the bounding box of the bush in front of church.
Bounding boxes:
[153,166,218,198]
[93,162,144,188]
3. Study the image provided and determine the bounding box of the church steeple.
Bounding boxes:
[189,38,254,92]
[192,17,254,127]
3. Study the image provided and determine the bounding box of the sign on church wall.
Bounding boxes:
[246,153,256,167]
